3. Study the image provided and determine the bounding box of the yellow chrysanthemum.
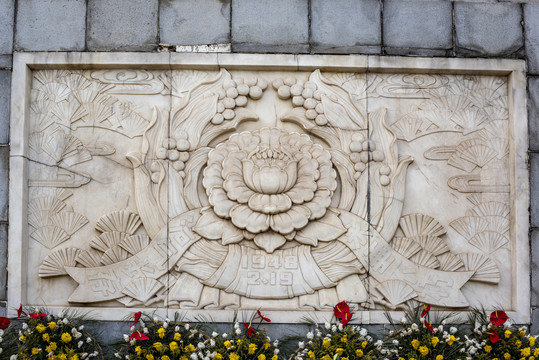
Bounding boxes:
[504,352,511,359]
[397,357,405,360]
[361,341,368,349]
[411,339,420,350]
[237,339,242,345]
[321,356,331,360]
[49,342,57,351]
[258,354,266,360]
[448,335,456,346]
[436,356,443,360]
[506,330,512,339]
[19,335,26,343]
[229,352,239,360]
[180,356,187,360]
[31,348,40,355]
[264,342,271,350]
[45,345,54,353]
[146,355,155,360]
[154,342,163,350]
[520,331,526,337]
[530,357,536,360]
[335,348,345,356]
[135,346,142,355]
[61,332,72,343]
[516,340,522,348]
[323,339,331,348]
[419,346,429,356]
[174,333,181,341]
[43,333,50,342]
[161,356,170,360]
[485,345,493,353]
[341,335,348,343]
[521,347,531,357]
[530,336,536,346]
[215,354,223,360]
[186,344,196,352]
[492,358,499,360]
[535,348,539,357]
[409,358,416,360]
[248,344,257,355]
[432,336,439,347]
[272,355,278,360]
[169,342,179,351]
[341,358,349,360]
[356,349,363,357]
[158,328,166,339]
[308,351,315,359]
[224,341,232,349]
[48,321,56,330]
[70,355,79,360]
[59,355,67,360]
[36,324,47,333]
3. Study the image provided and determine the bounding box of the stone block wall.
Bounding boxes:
[0,0,538,335]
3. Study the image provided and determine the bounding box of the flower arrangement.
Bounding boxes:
[115,312,208,360]
[1,306,102,360]
[203,310,280,360]
[383,304,466,360]
[464,310,538,360]
[291,301,379,360]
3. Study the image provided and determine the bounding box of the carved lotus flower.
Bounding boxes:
[193,127,346,253]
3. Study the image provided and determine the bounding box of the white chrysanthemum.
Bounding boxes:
[306,332,314,340]
[123,334,129,342]
[222,333,228,339]
[298,341,304,349]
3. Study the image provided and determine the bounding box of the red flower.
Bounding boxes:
[130,331,149,341]
[132,311,142,327]
[29,312,47,319]
[421,304,431,318]
[244,322,256,337]
[334,301,354,325]
[424,320,434,333]
[490,311,509,326]
[257,310,271,322]
[17,304,22,318]
[489,329,502,343]
[0,316,10,329]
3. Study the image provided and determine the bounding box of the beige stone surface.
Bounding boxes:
[8,53,529,323]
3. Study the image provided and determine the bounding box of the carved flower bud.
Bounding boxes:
[235,96,248,107]
[226,87,239,99]
[272,78,284,90]
[292,96,304,107]
[277,85,291,100]
[314,114,327,126]
[237,84,250,96]
[223,109,235,120]
[257,78,268,90]
[244,77,257,87]
[284,76,296,86]
[212,113,224,125]
[305,109,317,120]
[249,86,263,100]
[290,84,303,96]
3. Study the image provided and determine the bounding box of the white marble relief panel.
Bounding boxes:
[13,55,527,322]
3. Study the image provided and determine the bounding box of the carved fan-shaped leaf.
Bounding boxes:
[119,234,150,255]
[28,210,54,228]
[90,231,128,252]
[50,212,88,235]
[37,82,71,103]
[31,226,70,249]
[437,253,465,272]
[29,196,66,214]
[121,277,164,303]
[391,113,432,141]
[60,73,92,92]
[51,101,88,125]
[467,194,483,206]
[426,95,475,113]
[470,202,510,218]
[410,249,440,269]
[391,238,422,258]
[55,189,73,201]
[95,211,142,235]
[376,280,418,306]
[485,215,510,234]
[458,253,500,284]
[413,235,450,256]
[399,214,446,238]
[459,144,497,167]
[450,107,489,135]
[486,137,509,159]
[483,120,508,138]
[75,248,103,268]
[39,248,81,277]
[450,217,490,240]
[100,246,130,265]
[469,231,508,253]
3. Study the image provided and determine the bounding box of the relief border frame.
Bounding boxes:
[7,52,529,324]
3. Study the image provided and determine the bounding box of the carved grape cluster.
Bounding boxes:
[349,133,391,185]
[212,77,268,125]
[272,77,327,126]
[152,131,191,181]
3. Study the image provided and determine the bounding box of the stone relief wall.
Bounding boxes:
[19,63,522,320]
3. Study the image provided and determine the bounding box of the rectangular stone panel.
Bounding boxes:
[8,53,529,323]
